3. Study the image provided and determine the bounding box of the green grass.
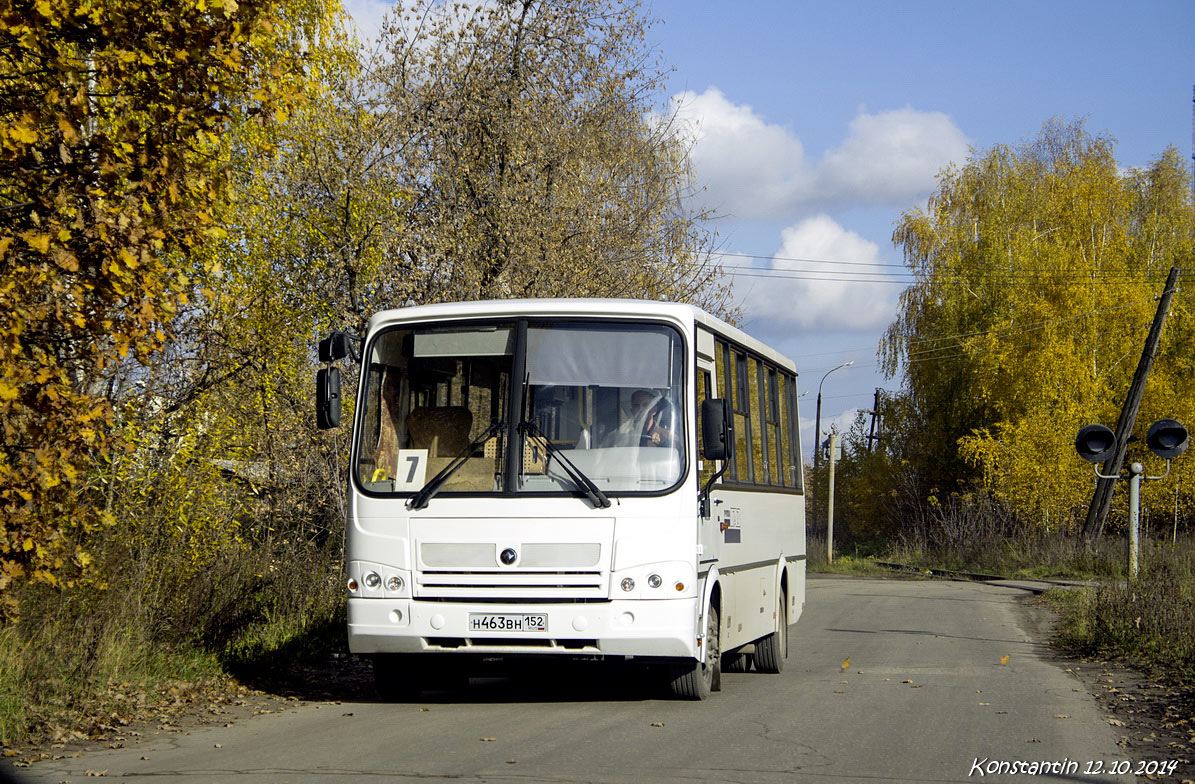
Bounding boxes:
[807,535,909,577]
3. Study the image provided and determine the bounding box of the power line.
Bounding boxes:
[719,265,1176,286]
[716,251,1187,281]
[896,295,1158,357]
[714,252,1184,286]
[798,299,1158,376]
[793,294,1159,365]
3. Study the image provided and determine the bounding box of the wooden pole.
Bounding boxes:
[1082,266,1181,540]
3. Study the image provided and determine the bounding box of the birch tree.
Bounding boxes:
[882,120,1194,529]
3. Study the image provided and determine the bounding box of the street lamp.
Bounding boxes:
[812,360,854,529]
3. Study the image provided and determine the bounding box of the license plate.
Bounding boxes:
[468,613,548,632]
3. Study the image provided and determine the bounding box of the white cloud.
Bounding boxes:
[734,215,899,331]
[815,108,970,204]
[672,88,969,218]
[671,88,809,220]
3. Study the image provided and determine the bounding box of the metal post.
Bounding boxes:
[813,361,853,533]
[1128,462,1142,580]
[1175,478,1181,545]
[827,433,838,564]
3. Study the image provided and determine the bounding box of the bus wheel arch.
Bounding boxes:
[667,579,722,699]
[755,579,787,674]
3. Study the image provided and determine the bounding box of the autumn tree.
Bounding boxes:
[881,120,1195,531]
[366,0,730,315]
[0,0,337,616]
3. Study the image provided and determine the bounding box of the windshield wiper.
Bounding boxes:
[519,420,611,509]
[407,420,506,511]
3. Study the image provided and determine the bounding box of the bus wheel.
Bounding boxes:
[372,654,423,700]
[754,592,787,674]
[722,650,754,672]
[667,604,721,699]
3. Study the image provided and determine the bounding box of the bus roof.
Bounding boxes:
[366,298,798,375]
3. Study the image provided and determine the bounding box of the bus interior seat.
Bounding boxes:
[406,406,472,456]
[405,406,494,491]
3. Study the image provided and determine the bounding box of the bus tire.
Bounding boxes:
[372,654,423,700]
[667,604,721,699]
[754,591,787,674]
[722,651,753,672]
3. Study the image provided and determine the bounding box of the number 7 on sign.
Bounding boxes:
[393,449,428,490]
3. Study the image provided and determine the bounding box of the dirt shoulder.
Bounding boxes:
[1017,592,1195,783]
[2,654,376,774]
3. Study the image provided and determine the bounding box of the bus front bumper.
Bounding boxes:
[348,597,698,659]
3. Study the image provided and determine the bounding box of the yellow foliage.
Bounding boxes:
[0,0,343,618]
[884,120,1195,530]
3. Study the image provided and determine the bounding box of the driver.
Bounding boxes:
[603,389,674,447]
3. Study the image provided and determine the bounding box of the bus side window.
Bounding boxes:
[733,350,753,483]
[697,370,714,487]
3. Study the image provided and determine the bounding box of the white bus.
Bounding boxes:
[317,299,806,699]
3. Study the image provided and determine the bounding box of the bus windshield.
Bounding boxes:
[354,320,686,498]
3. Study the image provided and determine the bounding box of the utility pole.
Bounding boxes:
[812,360,853,532]
[866,388,882,451]
[1082,266,1181,540]
[826,433,839,564]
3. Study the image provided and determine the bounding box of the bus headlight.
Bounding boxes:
[385,575,404,591]
[647,574,662,588]
[363,571,381,589]
[620,577,635,592]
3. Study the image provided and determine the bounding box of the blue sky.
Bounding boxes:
[346,0,1195,455]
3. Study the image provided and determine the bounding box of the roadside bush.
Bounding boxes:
[1058,538,1195,679]
[0,512,344,747]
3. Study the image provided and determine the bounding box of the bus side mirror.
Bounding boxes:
[319,332,354,362]
[316,366,341,430]
[701,398,731,461]
[1075,424,1116,463]
[1146,418,1188,459]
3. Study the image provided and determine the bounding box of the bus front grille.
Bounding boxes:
[414,569,608,600]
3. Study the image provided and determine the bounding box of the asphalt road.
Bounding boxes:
[20,576,1133,784]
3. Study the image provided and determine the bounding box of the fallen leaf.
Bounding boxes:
[213,744,222,749]
[1054,715,1070,719]
[979,702,990,706]
[506,760,517,764]
[650,722,665,727]
[1108,718,1124,727]
[1000,654,1010,665]
[841,658,851,671]
[902,679,913,684]
[481,737,497,742]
